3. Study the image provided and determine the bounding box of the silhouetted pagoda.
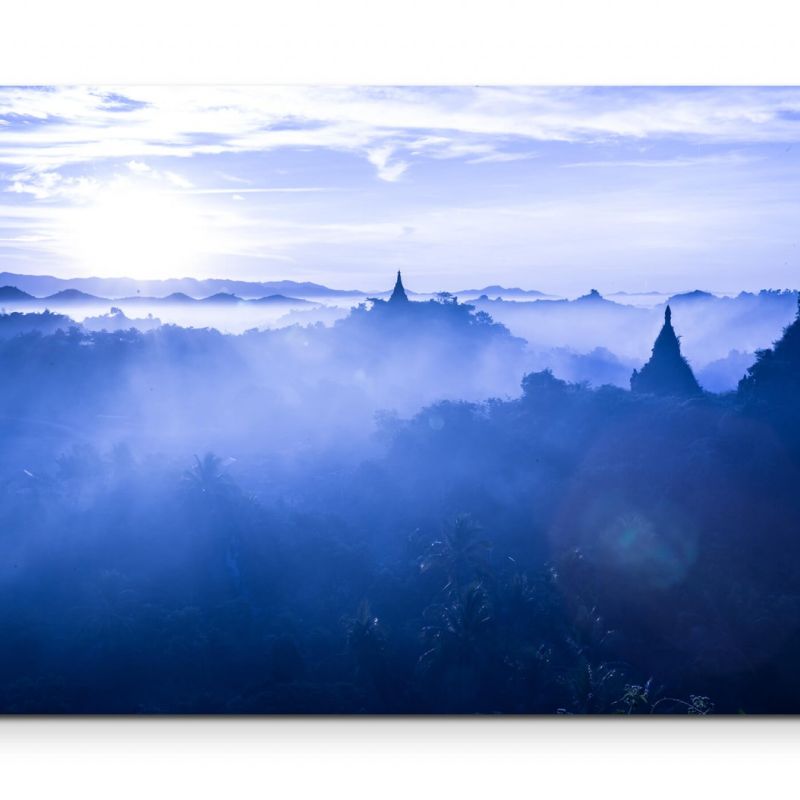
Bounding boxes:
[630,305,702,397]
[389,271,409,304]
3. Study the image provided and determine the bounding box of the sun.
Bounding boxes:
[65,183,210,279]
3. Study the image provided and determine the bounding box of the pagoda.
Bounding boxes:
[389,271,409,304]
[630,305,702,397]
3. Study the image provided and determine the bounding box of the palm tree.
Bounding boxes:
[418,583,494,674]
[417,582,497,711]
[419,514,491,594]
[183,453,231,498]
[560,657,622,714]
[344,600,399,709]
[345,600,386,674]
[183,452,243,596]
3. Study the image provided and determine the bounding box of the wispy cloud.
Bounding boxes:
[467,151,538,164]
[7,162,197,200]
[562,152,763,169]
[7,170,100,200]
[175,187,341,195]
[3,86,800,184]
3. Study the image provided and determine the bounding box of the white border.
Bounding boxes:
[0,717,798,798]
[1,0,800,85]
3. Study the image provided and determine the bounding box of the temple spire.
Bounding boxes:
[630,305,701,397]
[389,270,409,303]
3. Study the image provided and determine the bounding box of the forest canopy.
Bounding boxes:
[0,291,799,713]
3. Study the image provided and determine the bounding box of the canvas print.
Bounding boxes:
[1,86,800,714]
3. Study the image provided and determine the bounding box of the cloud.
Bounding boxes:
[175,186,337,195]
[8,170,63,199]
[7,170,100,200]
[163,171,193,188]
[3,86,800,186]
[5,163,196,200]
[125,161,194,189]
[562,152,763,169]
[216,172,252,185]
[127,160,151,174]
[467,151,538,164]
[366,146,408,181]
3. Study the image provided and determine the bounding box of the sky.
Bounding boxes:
[1,85,800,294]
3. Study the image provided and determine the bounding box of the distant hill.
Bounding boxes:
[470,288,632,311]
[697,350,754,393]
[83,307,161,333]
[573,288,618,305]
[0,285,320,309]
[667,290,717,304]
[44,289,103,303]
[0,272,364,299]
[455,285,550,298]
[609,291,667,297]
[203,292,242,304]
[159,292,197,304]
[0,309,75,338]
[250,294,314,305]
[0,285,36,302]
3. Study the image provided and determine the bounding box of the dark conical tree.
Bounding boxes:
[389,270,409,304]
[630,306,702,397]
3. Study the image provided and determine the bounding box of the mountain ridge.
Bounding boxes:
[0,284,315,308]
[0,272,364,299]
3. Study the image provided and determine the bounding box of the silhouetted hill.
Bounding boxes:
[159,293,197,304]
[44,289,102,304]
[455,285,550,298]
[0,285,314,314]
[573,288,617,306]
[0,309,75,337]
[668,289,716,304]
[609,291,666,297]
[83,307,161,333]
[202,279,361,298]
[0,285,36,303]
[0,272,363,299]
[471,288,630,311]
[203,293,242,304]
[250,294,314,305]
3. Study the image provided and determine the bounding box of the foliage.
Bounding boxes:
[2,297,800,713]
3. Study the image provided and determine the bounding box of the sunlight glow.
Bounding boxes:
[65,184,211,279]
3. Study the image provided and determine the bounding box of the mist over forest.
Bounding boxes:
[1,268,800,714]
[3,270,797,393]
